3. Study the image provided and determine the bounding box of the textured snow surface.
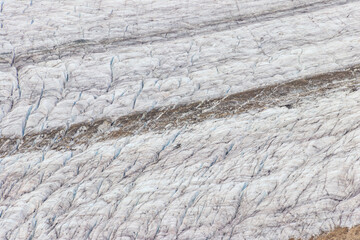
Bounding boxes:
[1,89,360,239]
[1,0,360,239]
[2,0,360,137]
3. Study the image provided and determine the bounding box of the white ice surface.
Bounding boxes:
[1,89,360,239]
[1,0,360,239]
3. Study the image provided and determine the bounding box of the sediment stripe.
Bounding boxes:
[1,63,360,156]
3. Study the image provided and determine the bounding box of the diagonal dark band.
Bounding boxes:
[0,0,356,70]
[1,64,360,157]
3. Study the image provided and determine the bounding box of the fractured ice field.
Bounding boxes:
[1,0,360,239]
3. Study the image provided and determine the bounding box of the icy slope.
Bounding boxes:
[1,0,360,137]
[1,86,360,239]
[1,0,360,239]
